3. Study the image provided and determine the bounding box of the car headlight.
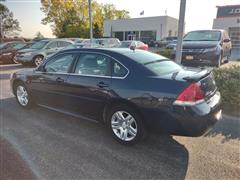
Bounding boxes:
[203,47,217,53]
[2,52,12,56]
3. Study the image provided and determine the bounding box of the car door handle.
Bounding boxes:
[97,82,109,88]
[56,77,64,83]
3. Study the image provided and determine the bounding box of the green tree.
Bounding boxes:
[40,0,130,38]
[0,3,21,41]
[35,31,44,39]
[93,23,102,38]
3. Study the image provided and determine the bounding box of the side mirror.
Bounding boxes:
[223,39,231,43]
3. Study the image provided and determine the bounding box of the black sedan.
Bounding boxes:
[10,48,222,145]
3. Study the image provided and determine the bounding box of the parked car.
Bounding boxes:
[11,48,222,145]
[166,40,177,49]
[172,30,232,67]
[154,36,178,47]
[96,38,121,48]
[16,39,73,66]
[119,41,149,50]
[0,41,29,64]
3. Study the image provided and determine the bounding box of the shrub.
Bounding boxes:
[155,48,172,59]
[213,65,240,108]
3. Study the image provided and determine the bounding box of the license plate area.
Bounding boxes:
[186,55,194,60]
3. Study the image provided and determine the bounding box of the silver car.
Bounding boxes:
[16,39,73,66]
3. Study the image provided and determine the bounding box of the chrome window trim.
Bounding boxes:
[35,70,127,79]
[36,50,130,80]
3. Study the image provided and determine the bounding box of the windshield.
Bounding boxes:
[30,41,48,49]
[13,43,27,49]
[184,31,221,41]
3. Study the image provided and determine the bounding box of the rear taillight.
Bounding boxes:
[174,82,205,105]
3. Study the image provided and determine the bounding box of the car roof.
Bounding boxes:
[60,48,160,61]
[187,29,225,33]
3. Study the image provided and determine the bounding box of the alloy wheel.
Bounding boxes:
[111,111,138,141]
[16,85,29,106]
[34,57,43,66]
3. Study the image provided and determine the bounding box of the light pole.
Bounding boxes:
[0,16,3,43]
[175,0,186,64]
[88,0,93,43]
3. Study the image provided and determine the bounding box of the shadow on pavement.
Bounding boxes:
[204,115,240,142]
[1,97,189,179]
[0,137,36,180]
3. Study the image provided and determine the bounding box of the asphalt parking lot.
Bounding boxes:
[0,64,239,179]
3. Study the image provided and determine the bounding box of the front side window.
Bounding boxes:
[44,54,75,73]
[74,53,111,76]
[30,41,49,49]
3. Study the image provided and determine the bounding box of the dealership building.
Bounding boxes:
[213,4,240,48]
[103,16,179,42]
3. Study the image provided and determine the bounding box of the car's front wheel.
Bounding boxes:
[217,53,222,67]
[14,82,33,108]
[107,105,145,145]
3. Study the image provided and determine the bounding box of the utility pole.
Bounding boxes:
[0,16,3,43]
[88,0,93,43]
[175,0,186,64]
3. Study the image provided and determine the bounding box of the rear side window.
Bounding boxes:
[74,53,111,76]
[47,41,58,49]
[58,41,72,47]
[144,60,181,75]
[112,61,128,78]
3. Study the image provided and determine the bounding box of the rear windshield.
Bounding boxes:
[125,50,182,75]
[184,31,221,41]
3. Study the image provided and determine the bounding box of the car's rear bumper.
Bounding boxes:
[181,52,220,67]
[142,91,222,136]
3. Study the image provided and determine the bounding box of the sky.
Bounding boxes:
[1,0,240,38]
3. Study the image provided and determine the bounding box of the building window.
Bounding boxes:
[114,32,124,41]
[140,31,156,43]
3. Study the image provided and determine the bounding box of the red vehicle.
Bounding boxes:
[120,41,149,50]
[0,41,30,64]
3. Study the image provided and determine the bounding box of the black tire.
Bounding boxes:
[217,53,222,67]
[14,82,34,109]
[107,105,145,145]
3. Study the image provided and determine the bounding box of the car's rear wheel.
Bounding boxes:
[33,56,43,67]
[14,82,33,108]
[107,105,145,145]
